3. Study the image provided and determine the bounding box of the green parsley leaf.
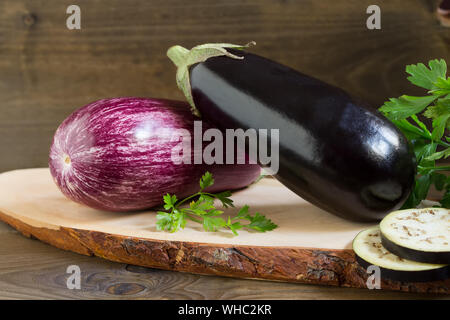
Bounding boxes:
[379,95,437,120]
[156,172,277,235]
[406,59,447,90]
[199,171,214,190]
[246,212,278,232]
[202,216,226,232]
[389,119,428,141]
[380,58,450,209]
[424,98,450,121]
[413,140,437,165]
[416,175,432,201]
[431,77,450,96]
[214,191,234,208]
[230,205,277,232]
[156,210,186,233]
[163,193,177,210]
[236,204,249,218]
[441,190,450,208]
[227,218,243,236]
[432,173,447,191]
[190,195,214,212]
[156,211,173,231]
[431,114,450,141]
[425,147,450,161]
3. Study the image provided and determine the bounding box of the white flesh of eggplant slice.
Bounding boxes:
[353,226,449,282]
[380,208,450,264]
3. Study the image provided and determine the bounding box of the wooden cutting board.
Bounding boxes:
[0,168,448,294]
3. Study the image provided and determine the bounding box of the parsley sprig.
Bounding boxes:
[379,59,450,208]
[156,172,277,235]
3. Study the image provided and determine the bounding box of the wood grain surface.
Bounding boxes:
[0,0,448,172]
[0,169,449,297]
[1,221,449,300]
[1,0,449,300]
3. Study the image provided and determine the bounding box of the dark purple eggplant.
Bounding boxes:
[167,43,416,221]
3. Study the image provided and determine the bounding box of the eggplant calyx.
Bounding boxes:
[167,41,256,116]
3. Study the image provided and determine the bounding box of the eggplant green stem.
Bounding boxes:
[167,45,189,68]
[167,41,256,116]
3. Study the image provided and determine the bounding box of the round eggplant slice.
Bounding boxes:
[353,226,449,282]
[380,208,450,264]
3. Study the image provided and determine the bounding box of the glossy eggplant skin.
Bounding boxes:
[381,233,450,265]
[189,49,416,221]
[355,254,449,283]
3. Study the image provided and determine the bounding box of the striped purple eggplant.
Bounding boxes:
[49,97,260,212]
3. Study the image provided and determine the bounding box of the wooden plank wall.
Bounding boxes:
[0,0,448,172]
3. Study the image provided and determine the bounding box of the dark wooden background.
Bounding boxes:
[0,0,449,299]
[0,0,448,172]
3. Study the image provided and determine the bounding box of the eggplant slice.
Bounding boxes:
[353,226,449,282]
[380,208,450,264]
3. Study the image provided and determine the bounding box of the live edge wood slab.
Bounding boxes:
[0,169,448,294]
